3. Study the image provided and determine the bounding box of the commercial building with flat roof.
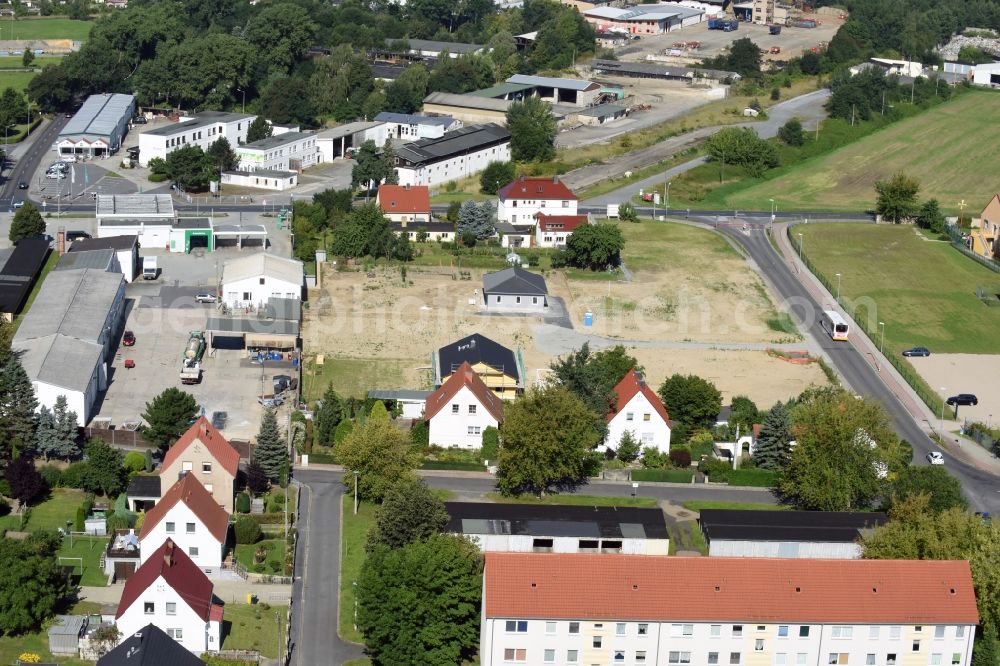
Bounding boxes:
[236,131,319,171]
[506,74,602,106]
[315,121,388,161]
[221,169,298,191]
[137,111,255,167]
[388,38,484,58]
[57,93,135,157]
[374,111,461,140]
[394,123,510,187]
[422,92,512,126]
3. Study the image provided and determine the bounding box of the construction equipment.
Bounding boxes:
[180,331,205,385]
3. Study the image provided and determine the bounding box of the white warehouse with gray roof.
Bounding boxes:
[11,268,125,423]
[56,93,135,158]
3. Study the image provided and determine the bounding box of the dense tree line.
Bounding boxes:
[27,0,594,118]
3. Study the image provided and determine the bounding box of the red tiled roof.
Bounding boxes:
[115,539,214,621]
[377,184,431,215]
[535,213,589,232]
[425,361,504,422]
[484,553,980,624]
[139,473,230,544]
[161,417,240,477]
[499,177,577,201]
[607,369,669,423]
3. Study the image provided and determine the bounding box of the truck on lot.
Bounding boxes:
[708,18,739,30]
[258,394,285,408]
[180,331,205,384]
[769,24,782,34]
[180,359,201,384]
[142,256,157,280]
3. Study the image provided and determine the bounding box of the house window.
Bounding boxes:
[545,621,557,635]
[533,538,553,552]
[734,626,744,637]
[569,622,580,634]
[516,297,521,304]
[756,640,765,652]
[259,278,265,285]
[866,656,876,666]
[776,655,787,666]
[166,602,176,615]
[935,627,946,639]
[637,652,647,663]
[496,296,501,302]
[709,654,719,665]
[202,462,212,473]
[832,627,853,639]
[206,483,214,493]
[166,522,175,533]
[890,627,902,640]
[952,655,961,665]
[189,547,199,557]
[242,292,251,301]
[672,624,693,637]
[593,636,602,648]
[144,602,154,614]
[886,654,897,665]
[616,623,626,636]
[638,624,649,636]
[643,413,651,421]
[931,656,942,666]
[916,627,923,633]
[779,626,789,637]
[182,461,193,472]
[469,405,477,415]
[186,523,196,534]
[913,642,921,652]
[505,621,528,633]
[797,655,808,665]
[452,404,460,414]
[800,627,811,638]
[533,297,538,304]
[711,625,722,637]
[467,426,481,435]
[731,653,741,665]
[626,412,634,421]
[503,648,526,662]
[828,654,848,665]
[167,628,183,640]
[957,627,966,638]
[669,652,691,664]
[870,627,880,639]
[544,649,556,663]
[567,651,579,664]
[615,652,625,663]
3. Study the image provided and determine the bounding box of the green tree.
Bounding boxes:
[481,426,500,462]
[334,417,421,502]
[729,395,759,434]
[752,401,792,471]
[244,2,316,74]
[726,37,763,77]
[21,48,33,69]
[314,385,343,446]
[799,51,822,75]
[246,116,273,143]
[887,465,967,513]
[0,87,28,132]
[259,77,314,126]
[351,140,395,193]
[6,455,45,506]
[205,137,239,173]
[778,118,805,146]
[550,343,640,426]
[82,439,125,497]
[616,431,641,464]
[0,533,68,635]
[974,625,999,666]
[123,451,146,476]
[358,534,482,665]
[141,388,198,448]
[875,172,920,223]
[36,395,78,460]
[916,198,946,234]
[705,126,779,178]
[958,45,994,64]
[164,144,215,192]
[9,202,45,243]
[562,223,625,270]
[252,409,286,483]
[369,400,389,422]
[506,96,557,162]
[457,200,495,240]
[480,161,515,195]
[657,374,722,434]
[496,386,602,496]
[365,478,449,552]
[779,388,903,510]
[0,348,37,458]
[618,201,639,223]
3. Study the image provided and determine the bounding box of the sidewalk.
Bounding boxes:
[772,221,1000,475]
[80,579,292,607]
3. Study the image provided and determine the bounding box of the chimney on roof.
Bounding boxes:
[553,175,560,183]
[163,539,175,567]
[635,371,645,387]
[201,420,209,437]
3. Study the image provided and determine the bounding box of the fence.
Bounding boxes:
[946,226,1000,274]
[83,427,154,449]
[962,420,1000,457]
[787,228,946,418]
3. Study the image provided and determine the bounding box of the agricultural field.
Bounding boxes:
[0,17,93,41]
[797,224,1000,354]
[725,90,1000,213]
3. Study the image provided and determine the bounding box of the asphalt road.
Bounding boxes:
[708,219,1000,514]
[289,468,777,666]
[2,114,68,207]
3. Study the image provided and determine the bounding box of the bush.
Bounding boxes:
[74,506,86,533]
[266,491,285,513]
[481,426,500,463]
[333,420,354,444]
[725,468,777,487]
[123,451,145,476]
[234,516,263,545]
[699,457,733,480]
[410,420,429,449]
[148,173,168,183]
[60,462,88,489]
[669,447,692,468]
[106,514,131,532]
[641,446,671,469]
[235,492,251,514]
[38,466,62,488]
[631,468,695,483]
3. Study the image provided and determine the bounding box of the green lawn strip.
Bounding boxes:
[0,69,37,93]
[343,660,373,666]
[303,357,411,402]
[615,219,739,273]
[0,487,88,532]
[0,627,90,665]
[0,55,63,69]
[340,495,376,643]
[57,535,109,587]
[485,492,657,508]
[686,521,708,555]
[681,500,788,512]
[0,17,94,41]
[576,150,701,202]
[219,603,287,659]
[235,539,287,574]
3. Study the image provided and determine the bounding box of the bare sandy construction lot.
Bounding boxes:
[908,354,1000,424]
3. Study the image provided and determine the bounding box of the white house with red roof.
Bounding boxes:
[497,176,578,225]
[480,553,978,666]
[425,361,504,448]
[159,417,240,513]
[534,212,592,248]
[376,184,432,224]
[605,370,671,454]
[139,474,229,576]
[115,539,223,655]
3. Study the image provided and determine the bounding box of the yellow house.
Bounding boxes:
[435,333,524,400]
[159,417,240,513]
[971,194,1000,260]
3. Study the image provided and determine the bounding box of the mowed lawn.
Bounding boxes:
[798,224,1000,354]
[0,69,37,92]
[615,219,739,272]
[0,17,94,41]
[727,90,1000,213]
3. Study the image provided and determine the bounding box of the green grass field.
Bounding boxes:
[0,55,62,69]
[0,68,37,92]
[235,539,289,574]
[0,487,87,533]
[617,218,739,272]
[726,90,1000,213]
[681,500,789,512]
[303,357,413,402]
[220,603,287,658]
[340,496,376,644]
[798,224,1000,354]
[57,535,109,586]
[0,17,94,41]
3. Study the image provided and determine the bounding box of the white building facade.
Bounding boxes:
[497,177,579,224]
[973,62,1000,87]
[236,132,319,171]
[604,370,672,454]
[394,124,511,188]
[425,362,503,448]
[221,253,304,309]
[138,475,228,575]
[137,112,255,167]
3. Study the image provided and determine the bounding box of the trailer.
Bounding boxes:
[184,331,206,361]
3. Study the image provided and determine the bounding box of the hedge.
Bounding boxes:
[631,469,695,483]
[723,468,777,487]
[420,460,485,471]
[307,452,337,464]
[248,512,292,525]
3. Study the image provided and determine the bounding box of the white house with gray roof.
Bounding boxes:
[394,123,510,187]
[11,268,125,423]
[221,253,304,309]
[482,267,548,312]
[374,112,462,140]
[236,131,319,171]
[137,111,256,167]
[56,93,135,157]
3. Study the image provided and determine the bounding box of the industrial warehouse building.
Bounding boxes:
[699,509,889,559]
[56,93,135,157]
[374,112,462,140]
[0,238,50,323]
[12,268,125,423]
[236,131,319,171]
[394,123,511,187]
[137,111,256,167]
[591,59,740,84]
[316,121,387,161]
[583,3,705,34]
[506,74,601,106]
[421,92,512,126]
[220,253,304,309]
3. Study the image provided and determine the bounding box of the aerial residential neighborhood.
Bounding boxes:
[0,0,998,665]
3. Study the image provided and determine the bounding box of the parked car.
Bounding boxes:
[13,200,24,209]
[132,116,147,125]
[17,181,27,189]
[902,347,930,357]
[66,230,91,242]
[211,411,227,430]
[926,451,945,465]
[122,330,136,346]
[946,394,978,406]
[195,292,217,303]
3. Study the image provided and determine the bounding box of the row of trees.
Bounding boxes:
[147,139,240,192]
[874,172,946,231]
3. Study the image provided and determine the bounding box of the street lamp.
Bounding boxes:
[797,233,803,259]
[835,273,842,301]
[236,88,246,114]
[665,180,671,217]
[352,470,359,515]
[878,321,885,354]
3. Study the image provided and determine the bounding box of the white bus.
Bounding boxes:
[820,310,850,341]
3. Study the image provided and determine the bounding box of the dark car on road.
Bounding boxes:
[17,181,27,189]
[902,347,930,357]
[122,331,136,347]
[946,394,978,406]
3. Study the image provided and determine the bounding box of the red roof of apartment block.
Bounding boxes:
[377,184,431,215]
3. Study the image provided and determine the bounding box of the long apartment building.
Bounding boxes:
[481,554,978,666]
